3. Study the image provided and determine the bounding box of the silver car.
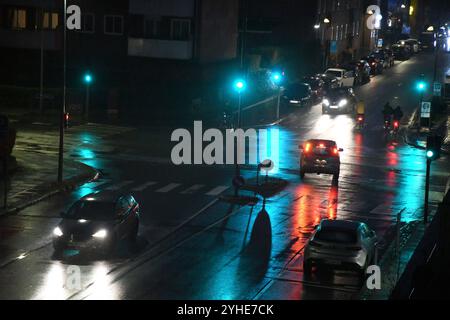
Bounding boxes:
[303,220,377,275]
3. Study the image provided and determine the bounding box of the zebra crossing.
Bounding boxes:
[82,179,231,197]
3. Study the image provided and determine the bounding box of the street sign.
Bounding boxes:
[433,82,442,96]
[330,41,337,54]
[377,38,383,48]
[421,101,431,118]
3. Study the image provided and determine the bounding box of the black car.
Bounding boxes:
[391,44,412,60]
[341,61,371,85]
[303,76,325,102]
[322,87,357,114]
[316,73,339,92]
[53,191,140,256]
[365,56,384,75]
[282,83,313,107]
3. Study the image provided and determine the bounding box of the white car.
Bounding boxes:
[303,219,377,276]
[324,68,355,87]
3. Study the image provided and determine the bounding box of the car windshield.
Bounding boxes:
[309,141,335,156]
[325,70,342,78]
[65,200,115,220]
[286,84,309,96]
[315,228,358,244]
[326,89,347,99]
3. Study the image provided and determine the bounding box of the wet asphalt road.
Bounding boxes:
[0,52,449,300]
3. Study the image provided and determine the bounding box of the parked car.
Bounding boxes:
[342,60,372,85]
[398,39,417,54]
[316,73,340,92]
[322,87,357,114]
[303,219,378,276]
[365,56,384,75]
[324,68,355,87]
[53,191,140,256]
[303,76,325,102]
[419,31,436,52]
[405,39,421,53]
[391,44,412,60]
[282,82,313,107]
[371,49,394,68]
[299,139,343,182]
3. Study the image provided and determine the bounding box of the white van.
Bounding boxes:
[325,68,355,87]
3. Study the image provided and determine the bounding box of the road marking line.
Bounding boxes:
[131,181,157,192]
[105,180,134,191]
[205,186,229,196]
[180,184,205,194]
[156,183,182,193]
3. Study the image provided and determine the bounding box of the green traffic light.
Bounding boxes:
[233,79,246,92]
[84,74,93,84]
[417,81,426,91]
[426,150,434,158]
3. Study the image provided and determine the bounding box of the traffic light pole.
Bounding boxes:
[57,0,67,183]
[424,158,431,224]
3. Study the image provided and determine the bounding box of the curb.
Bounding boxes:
[0,162,99,217]
[403,118,449,155]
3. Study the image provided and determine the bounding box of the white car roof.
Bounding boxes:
[326,68,345,72]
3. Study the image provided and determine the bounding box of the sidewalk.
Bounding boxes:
[0,148,98,216]
[404,111,449,153]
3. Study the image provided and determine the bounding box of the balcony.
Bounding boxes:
[0,29,60,50]
[128,38,193,60]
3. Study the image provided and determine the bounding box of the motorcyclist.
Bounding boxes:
[393,106,404,122]
[382,102,394,127]
[356,100,365,126]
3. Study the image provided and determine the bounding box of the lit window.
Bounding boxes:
[8,8,26,29]
[42,12,59,30]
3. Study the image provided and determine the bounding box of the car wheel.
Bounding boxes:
[300,169,305,179]
[129,220,139,243]
[103,234,117,258]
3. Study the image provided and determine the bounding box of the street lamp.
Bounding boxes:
[232,77,246,195]
[323,17,331,69]
[57,0,67,183]
[83,72,93,120]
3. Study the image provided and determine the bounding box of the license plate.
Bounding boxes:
[330,105,338,109]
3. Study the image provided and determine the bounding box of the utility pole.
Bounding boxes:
[39,3,44,114]
[57,0,67,183]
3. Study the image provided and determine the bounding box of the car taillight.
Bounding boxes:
[304,143,311,152]
[358,116,363,122]
[394,121,399,128]
[332,147,339,155]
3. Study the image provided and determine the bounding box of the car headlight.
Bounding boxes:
[53,227,63,237]
[92,229,108,239]
[338,99,348,107]
[323,99,330,106]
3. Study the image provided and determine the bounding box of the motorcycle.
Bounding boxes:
[356,115,365,130]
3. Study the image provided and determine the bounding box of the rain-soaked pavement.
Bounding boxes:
[0,52,449,300]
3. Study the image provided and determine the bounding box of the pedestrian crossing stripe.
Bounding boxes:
[79,179,231,197]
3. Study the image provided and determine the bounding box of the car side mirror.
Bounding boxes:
[299,145,304,150]
[338,148,344,152]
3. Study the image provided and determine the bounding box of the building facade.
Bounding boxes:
[315,0,382,67]
[0,0,239,121]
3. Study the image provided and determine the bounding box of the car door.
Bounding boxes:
[343,71,355,87]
